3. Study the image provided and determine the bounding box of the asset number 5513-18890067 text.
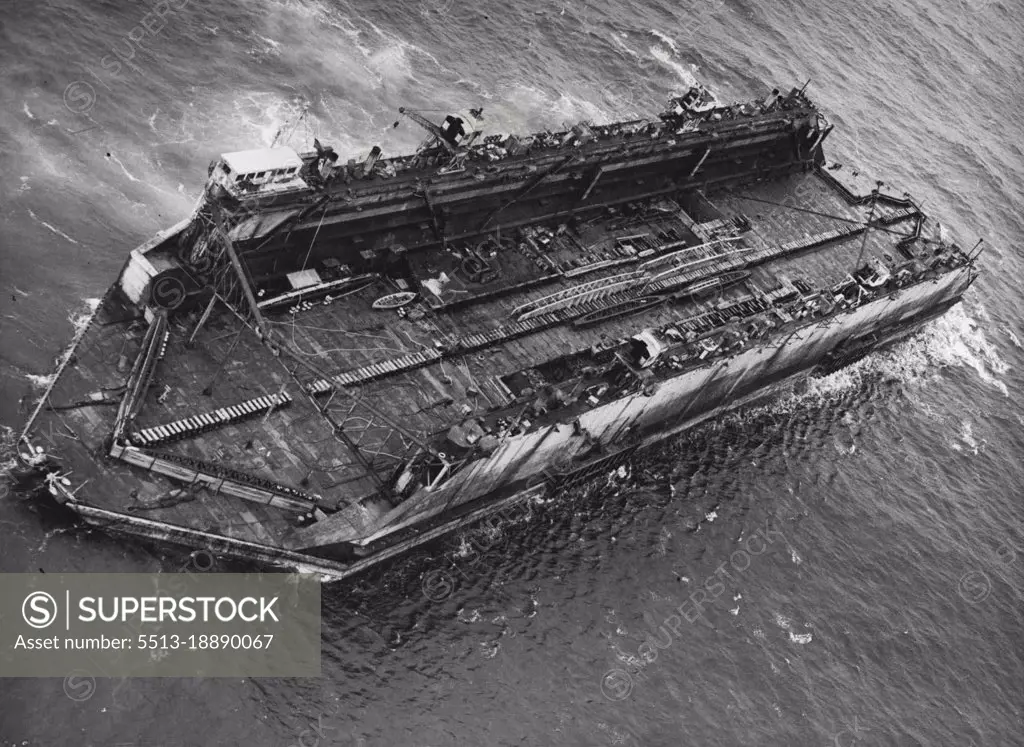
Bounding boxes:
[137,634,274,650]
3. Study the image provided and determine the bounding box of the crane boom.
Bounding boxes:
[398,107,456,154]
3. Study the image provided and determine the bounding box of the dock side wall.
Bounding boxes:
[316,267,972,549]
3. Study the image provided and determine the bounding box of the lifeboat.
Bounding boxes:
[372,291,418,310]
[667,270,750,300]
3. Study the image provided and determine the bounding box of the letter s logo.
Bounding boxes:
[22,591,58,629]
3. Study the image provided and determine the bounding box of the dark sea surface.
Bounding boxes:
[1,0,1022,744]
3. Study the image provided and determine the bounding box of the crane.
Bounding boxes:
[398,107,456,155]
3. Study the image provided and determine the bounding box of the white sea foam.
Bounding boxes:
[316,8,373,57]
[743,303,1011,418]
[649,46,697,87]
[364,43,414,85]
[106,153,140,183]
[255,33,281,50]
[789,631,813,644]
[26,208,79,245]
[547,91,616,130]
[70,298,101,336]
[962,420,978,451]
[924,303,1010,395]
[834,441,857,456]
[971,298,994,324]
[36,526,74,553]
[246,32,282,61]
[226,92,310,149]
[608,32,645,64]
[650,29,679,55]
[26,373,55,388]
[19,299,102,406]
[951,419,982,455]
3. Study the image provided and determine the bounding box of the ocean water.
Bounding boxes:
[1,0,1022,745]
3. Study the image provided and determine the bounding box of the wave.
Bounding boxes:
[70,298,102,336]
[648,45,697,87]
[649,29,679,55]
[795,303,1008,405]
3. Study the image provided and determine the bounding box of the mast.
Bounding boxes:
[854,180,884,268]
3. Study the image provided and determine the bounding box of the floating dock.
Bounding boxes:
[12,84,979,579]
